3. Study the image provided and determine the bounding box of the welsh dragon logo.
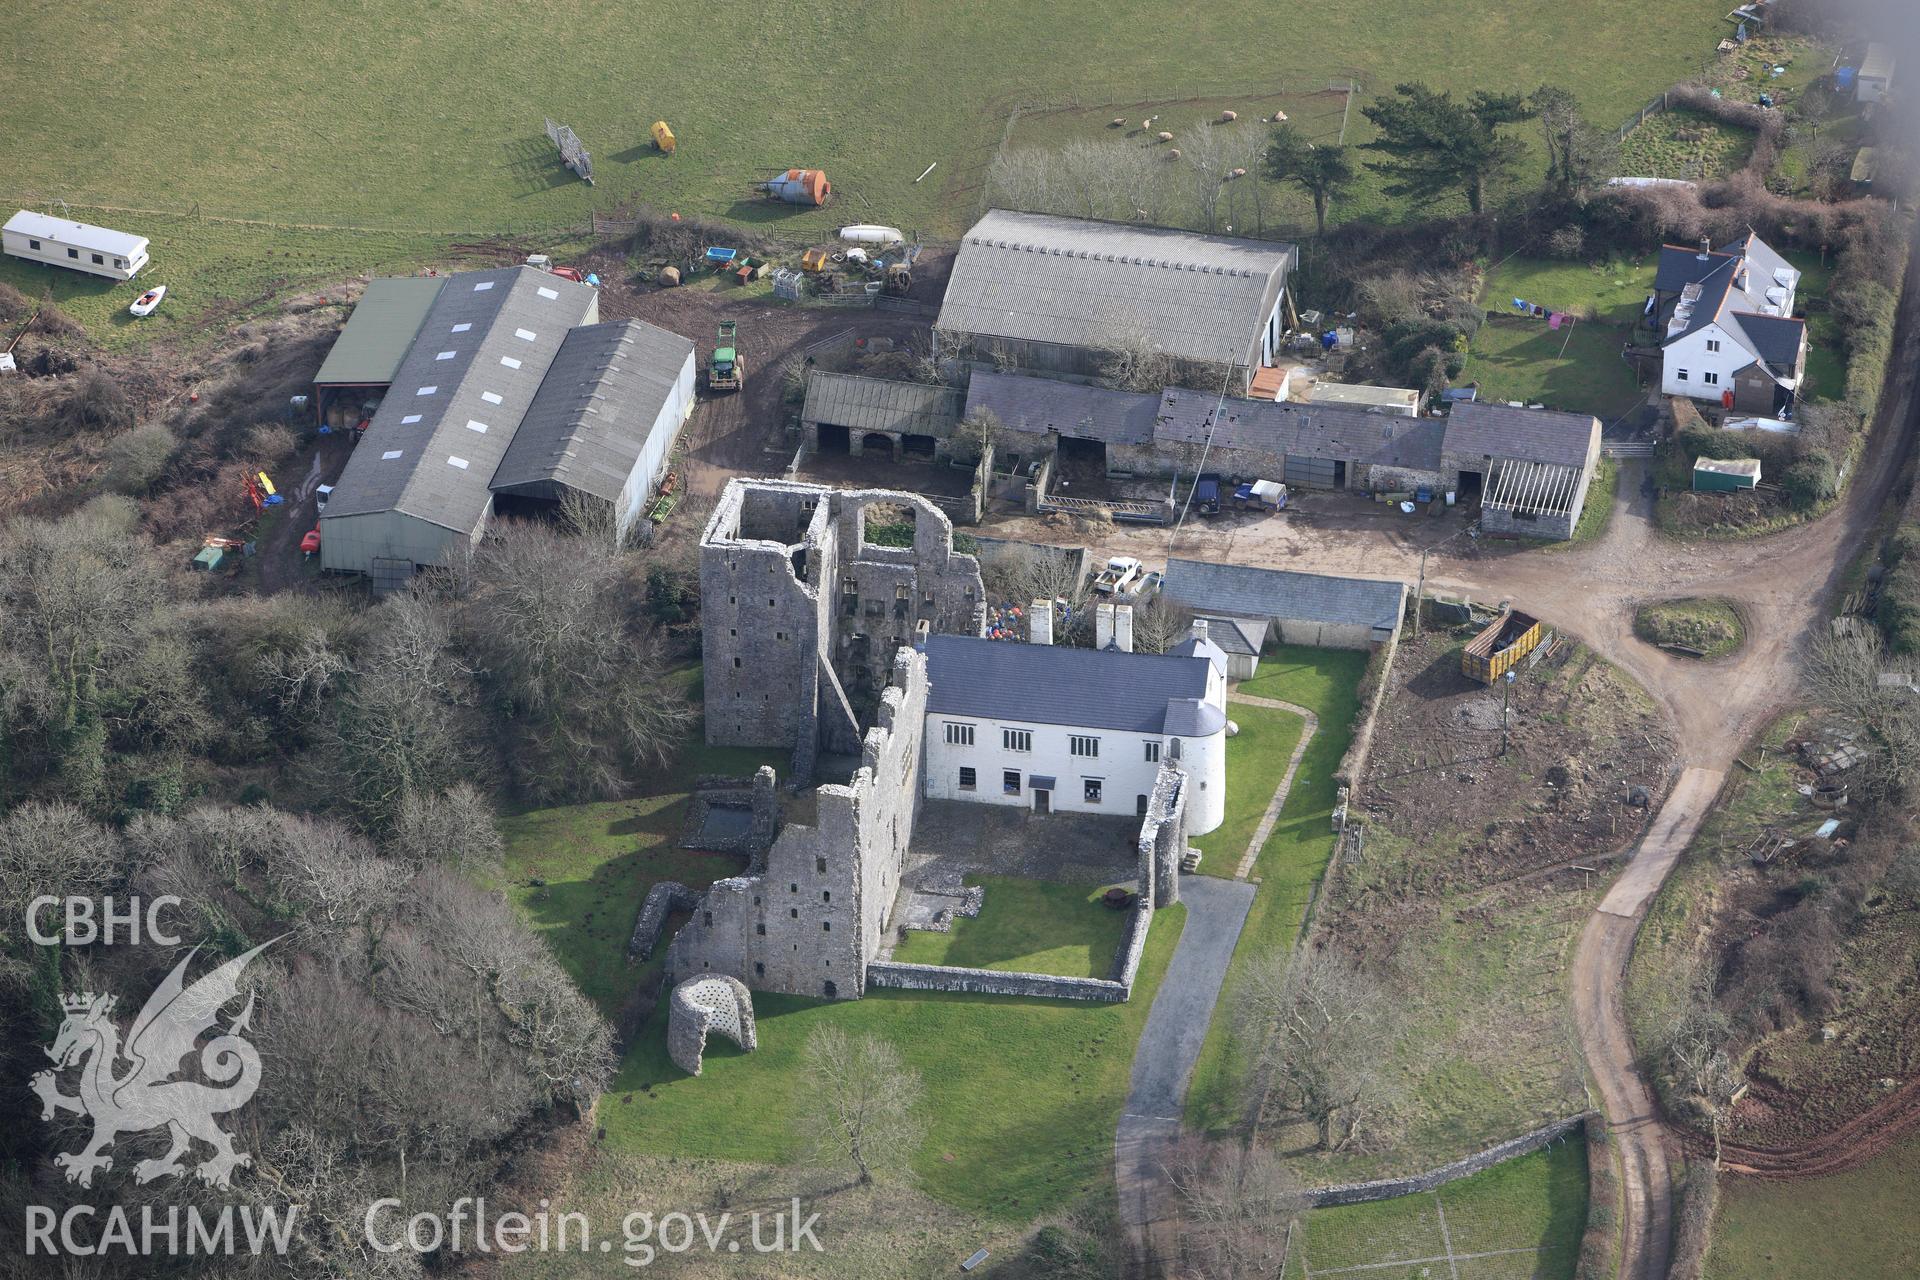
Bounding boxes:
[31,940,278,1190]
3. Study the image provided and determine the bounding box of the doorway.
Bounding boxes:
[817,423,849,453]
[1033,788,1051,815]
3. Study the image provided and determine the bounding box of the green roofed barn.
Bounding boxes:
[310,276,446,429]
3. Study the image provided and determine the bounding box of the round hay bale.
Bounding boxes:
[1220,109,1238,123]
[659,266,681,287]
[1156,130,1174,143]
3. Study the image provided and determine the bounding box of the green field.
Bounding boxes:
[890,875,1130,978]
[1184,645,1368,1133]
[2,0,1734,337]
[1705,1135,1920,1279]
[1284,1138,1589,1279]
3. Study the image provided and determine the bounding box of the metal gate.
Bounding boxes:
[1284,456,1340,488]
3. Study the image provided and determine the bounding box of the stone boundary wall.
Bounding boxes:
[865,957,1131,1003]
[630,882,699,962]
[1304,1113,1594,1208]
[1112,903,1155,989]
[1333,615,1404,801]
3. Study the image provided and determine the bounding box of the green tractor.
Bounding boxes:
[708,321,744,393]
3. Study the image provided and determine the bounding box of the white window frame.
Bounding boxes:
[944,722,974,747]
[1675,368,1689,382]
[1705,338,1720,353]
[1083,778,1103,804]
[1002,769,1022,795]
[958,766,976,791]
[1070,735,1100,758]
[1703,371,1720,387]
[1144,740,1161,763]
[1002,728,1032,753]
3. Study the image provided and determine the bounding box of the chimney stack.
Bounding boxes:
[1697,237,1711,260]
[1191,618,1210,647]
[1096,602,1116,650]
[1115,604,1134,653]
[1029,599,1053,645]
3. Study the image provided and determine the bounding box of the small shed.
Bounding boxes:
[311,276,447,428]
[1693,457,1761,492]
[1857,43,1895,104]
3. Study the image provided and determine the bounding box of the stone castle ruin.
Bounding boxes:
[660,479,1194,1008]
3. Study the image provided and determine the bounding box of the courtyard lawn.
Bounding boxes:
[1184,645,1368,1133]
[1190,702,1307,875]
[603,905,1186,1220]
[4,0,1734,337]
[890,874,1130,979]
[1283,1137,1589,1280]
[1460,314,1643,420]
[1704,1134,1920,1279]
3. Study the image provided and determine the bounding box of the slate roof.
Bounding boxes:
[324,266,598,529]
[1190,614,1268,657]
[963,370,1159,444]
[312,277,446,387]
[1654,233,1805,378]
[1442,402,1600,469]
[1155,390,1447,471]
[1163,698,1228,736]
[919,633,1212,734]
[5,209,147,258]
[937,210,1296,369]
[1162,559,1406,632]
[491,319,694,501]
[800,372,963,437]
[1169,633,1229,675]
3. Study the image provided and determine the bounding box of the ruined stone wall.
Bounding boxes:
[864,959,1132,1002]
[664,651,929,1000]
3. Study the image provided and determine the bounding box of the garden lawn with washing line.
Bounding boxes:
[1704,1132,1920,1279]
[890,875,1130,979]
[1460,313,1641,420]
[1282,1137,1589,1279]
[603,906,1186,1219]
[5,0,1733,337]
[1184,645,1367,1133]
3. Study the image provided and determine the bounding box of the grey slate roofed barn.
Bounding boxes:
[492,318,694,501]
[1442,402,1600,469]
[937,209,1297,369]
[324,266,597,529]
[312,277,447,387]
[1189,614,1268,657]
[963,370,1159,444]
[919,634,1211,734]
[1156,390,1447,471]
[1161,558,1406,632]
[800,372,964,437]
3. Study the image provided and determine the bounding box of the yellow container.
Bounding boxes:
[651,121,676,154]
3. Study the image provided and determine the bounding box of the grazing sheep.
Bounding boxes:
[1220,110,1238,123]
[1273,110,1289,123]
[1156,130,1174,142]
[1111,117,1126,128]
[1167,148,1182,161]
[1228,167,1248,179]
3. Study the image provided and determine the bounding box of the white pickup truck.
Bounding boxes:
[1092,555,1143,595]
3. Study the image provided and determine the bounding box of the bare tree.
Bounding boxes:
[1168,1137,1303,1280]
[1666,1000,1739,1169]
[1128,594,1195,655]
[981,544,1096,644]
[559,488,634,558]
[796,1026,925,1186]
[1183,122,1229,233]
[1094,305,1176,393]
[1218,127,1270,235]
[391,784,504,876]
[1804,632,1920,798]
[1242,950,1401,1151]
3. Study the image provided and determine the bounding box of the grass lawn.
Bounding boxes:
[1460,314,1643,419]
[1480,254,1658,327]
[1184,645,1367,1133]
[1617,106,1755,181]
[1632,597,1745,659]
[1705,1133,1920,1279]
[1571,456,1620,544]
[3,0,1735,336]
[605,906,1186,1220]
[1283,1137,1589,1279]
[1190,702,1307,874]
[890,874,1129,979]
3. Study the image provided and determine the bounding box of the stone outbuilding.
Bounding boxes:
[1161,558,1407,651]
[667,976,757,1076]
[1438,402,1603,539]
[801,371,963,462]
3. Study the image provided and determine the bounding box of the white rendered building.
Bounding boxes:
[918,613,1229,835]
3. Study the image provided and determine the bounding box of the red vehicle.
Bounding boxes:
[300,527,322,559]
[550,266,586,283]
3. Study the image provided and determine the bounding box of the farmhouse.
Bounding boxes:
[3,210,149,281]
[801,371,963,461]
[317,267,699,576]
[919,626,1227,833]
[1439,401,1603,540]
[1161,558,1407,653]
[936,210,1297,392]
[1649,233,1807,416]
[309,277,446,429]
